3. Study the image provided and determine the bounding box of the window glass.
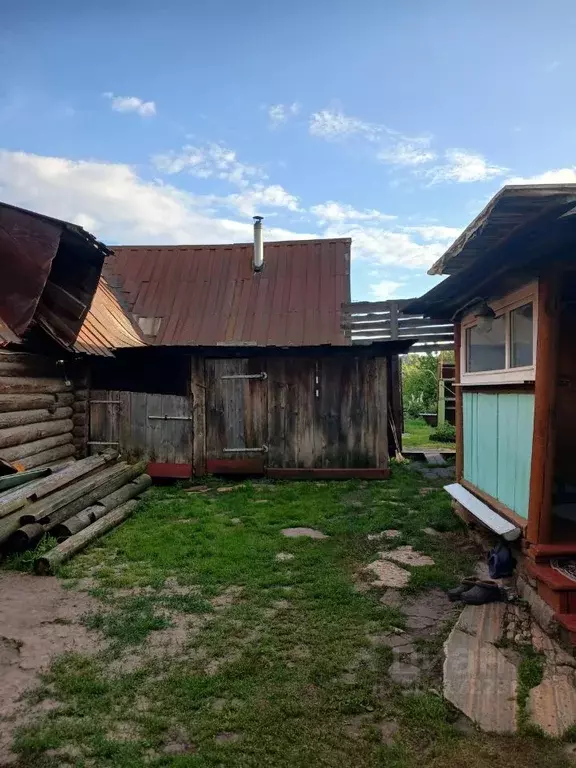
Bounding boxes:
[510,303,533,368]
[466,314,506,372]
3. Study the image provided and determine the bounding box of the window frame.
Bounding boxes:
[460,282,538,386]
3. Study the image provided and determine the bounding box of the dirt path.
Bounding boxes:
[0,572,101,765]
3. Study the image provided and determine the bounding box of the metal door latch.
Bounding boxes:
[220,372,267,381]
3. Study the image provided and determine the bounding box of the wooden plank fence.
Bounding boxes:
[341,300,454,352]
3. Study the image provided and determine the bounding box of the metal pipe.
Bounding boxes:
[253,216,264,271]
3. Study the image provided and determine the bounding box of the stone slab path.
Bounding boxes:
[444,600,576,736]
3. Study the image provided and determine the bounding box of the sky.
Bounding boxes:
[1,1,576,301]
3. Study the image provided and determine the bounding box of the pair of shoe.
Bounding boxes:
[447,577,504,605]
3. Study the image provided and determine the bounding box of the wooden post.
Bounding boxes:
[454,322,464,481]
[190,356,206,476]
[389,301,399,340]
[527,273,560,545]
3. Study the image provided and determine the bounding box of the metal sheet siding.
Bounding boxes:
[106,239,351,346]
[463,391,534,519]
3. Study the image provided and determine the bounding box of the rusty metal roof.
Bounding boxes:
[75,275,146,356]
[105,238,351,346]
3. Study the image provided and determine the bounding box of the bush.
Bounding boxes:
[429,422,456,443]
[402,354,438,418]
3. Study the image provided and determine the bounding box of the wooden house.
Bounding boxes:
[406,183,576,637]
[87,225,410,478]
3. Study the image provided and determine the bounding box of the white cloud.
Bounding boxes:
[426,149,507,184]
[402,225,461,243]
[103,92,156,117]
[369,279,404,300]
[309,108,382,141]
[153,142,263,188]
[0,149,315,245]
[310,201,396,224]
[322,223,448,269]
[268,102,300,127]
[506,167,576,185]
[225,184,301,216]
[378,138,436,167]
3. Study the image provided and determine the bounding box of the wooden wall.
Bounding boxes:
[201,354,389,474]
[463,391,534,519]
[0,350,76,469]
[89,390,192,467]
[88,352,392,478]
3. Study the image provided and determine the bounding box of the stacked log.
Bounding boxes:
[0,451,150,566]
[0,351,75,470]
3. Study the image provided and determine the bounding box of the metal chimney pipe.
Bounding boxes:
[253,215,264,271]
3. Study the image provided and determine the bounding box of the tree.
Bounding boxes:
[402,351,454,418]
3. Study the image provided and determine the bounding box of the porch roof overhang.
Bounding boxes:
[406,184,576,319]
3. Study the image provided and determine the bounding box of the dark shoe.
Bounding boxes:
[447,577,480,602]
[460,583,503,605]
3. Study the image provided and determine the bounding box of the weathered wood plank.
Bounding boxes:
[0,419,73,450]
[0,377,72,395]
[0,394,57,413]
[0,407,72,430]
[1,433,73,462]
[17,444,76,471]
[190,357,206,475]
[35,499,140,575]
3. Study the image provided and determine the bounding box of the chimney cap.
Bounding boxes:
[253,215,263,222]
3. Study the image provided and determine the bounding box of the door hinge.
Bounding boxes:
[222,445,268,454]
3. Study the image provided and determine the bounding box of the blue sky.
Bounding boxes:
[1,1,575,301]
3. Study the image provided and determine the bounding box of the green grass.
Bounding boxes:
[10,469,569,768]
[517,648,545,733]
[402,418,456,450]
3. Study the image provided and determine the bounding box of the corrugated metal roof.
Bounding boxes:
[75,275,146,356]
[428,184,576,276]
[105,238,351,346]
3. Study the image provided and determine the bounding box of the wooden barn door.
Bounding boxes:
[89,390,193,478]
[204,359,268,474]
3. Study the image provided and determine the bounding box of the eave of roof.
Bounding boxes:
[428,184,576,276]
[407,185,576,318]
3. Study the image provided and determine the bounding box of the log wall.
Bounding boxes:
[72,365,90,458]
[0,350,76,469]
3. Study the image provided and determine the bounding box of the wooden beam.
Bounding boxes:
[342,299,416,314]
[527,273,560,544]
[454,323,464,481]
[460,479,527,531]
[190,357,206,476]
[265,467,390,480]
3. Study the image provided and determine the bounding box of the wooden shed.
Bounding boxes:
[406,183,576,640]
[88,341,409,479]
[84,231,409,478]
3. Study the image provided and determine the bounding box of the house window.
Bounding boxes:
[510,303,534,368]
[466,315,506,372]
[461,284,537,385]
